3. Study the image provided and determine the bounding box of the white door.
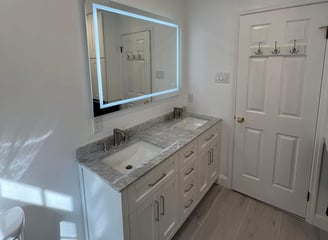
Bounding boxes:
[121,31,151,105]
[233,3,328,217]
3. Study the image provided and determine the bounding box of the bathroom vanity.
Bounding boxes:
[77,113,222,240]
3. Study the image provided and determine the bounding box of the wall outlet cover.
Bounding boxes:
[215,72,230,84]
[93,116,103,134]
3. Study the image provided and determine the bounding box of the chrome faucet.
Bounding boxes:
[113,128,127,146]
[173,107,183,119]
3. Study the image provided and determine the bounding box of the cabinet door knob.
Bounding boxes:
[236,116,245,123]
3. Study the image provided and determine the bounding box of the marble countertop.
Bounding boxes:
[76,113,222,192]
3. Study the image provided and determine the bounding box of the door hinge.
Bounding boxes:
[307,192,310,202]
[319,26,328,39]
[120,46,123,53]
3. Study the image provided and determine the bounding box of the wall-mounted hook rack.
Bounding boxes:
[290,40,299,54]
[254,42,263,55]
[272,41,280,55]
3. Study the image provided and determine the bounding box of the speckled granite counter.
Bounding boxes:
[76,112,222,192]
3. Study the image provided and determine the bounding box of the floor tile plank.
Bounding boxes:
[279,213,320,240]
[191,184,223,224]
[173,188,323,240]
[235,199,282,240]
[193,189,250,240]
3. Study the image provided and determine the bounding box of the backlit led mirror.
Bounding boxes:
[85,0,180,116]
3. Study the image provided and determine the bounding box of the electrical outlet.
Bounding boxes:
[215,72,230,84]
[93,116,103,134]
[156,70,165,79]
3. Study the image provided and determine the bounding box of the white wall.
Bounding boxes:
[185,0,321,187]
[0,0,186,239]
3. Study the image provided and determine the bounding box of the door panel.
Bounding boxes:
[247,58,268,113]
[243,128,263,180]
[279,57,305,117]
[129,193,158,240]
[121,31,151,105]
[233,3,328,217]
[273,134,299,190]
[158,174,179,240]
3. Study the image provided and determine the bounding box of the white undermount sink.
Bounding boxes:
[102,140,163,174]
[172,117,208,131]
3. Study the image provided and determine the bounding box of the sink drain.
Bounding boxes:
[126,165,133,170]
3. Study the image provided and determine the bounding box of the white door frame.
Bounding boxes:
[307,36,328,227]
[229,0,328,222]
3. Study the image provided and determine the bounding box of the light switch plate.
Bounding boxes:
[215,72,230,84]
[93,116,103,134]
[156,70,165,79]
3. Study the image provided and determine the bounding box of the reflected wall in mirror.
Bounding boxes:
[85,1,180,116]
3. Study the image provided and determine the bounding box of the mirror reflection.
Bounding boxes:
[85,2,180,116]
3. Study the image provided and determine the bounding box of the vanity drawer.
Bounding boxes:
[180,157,197,183]
[179,140,197,168]
[181,170,196,199]
[128,154,178,208]
[198,123,219,151]
[180,186,197,222]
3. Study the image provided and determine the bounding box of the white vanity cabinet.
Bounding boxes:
[128,155,179,240]
[197,124,220,201]
[80,121,222,240]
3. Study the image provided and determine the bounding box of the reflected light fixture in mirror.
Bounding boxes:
[85,1,180,116]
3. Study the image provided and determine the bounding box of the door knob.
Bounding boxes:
[236,116,245,123]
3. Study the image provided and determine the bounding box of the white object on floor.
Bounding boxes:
[0,207,25,240]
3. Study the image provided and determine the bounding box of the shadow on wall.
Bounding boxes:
[0,179,79,239]
[0,130,53,180]
[0,129,79,239]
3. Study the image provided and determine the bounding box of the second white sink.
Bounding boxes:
[102,140,163,174]
[173,117,208,131]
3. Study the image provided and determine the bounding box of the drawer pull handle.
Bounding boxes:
[184,199,193,209]
[149,173,166,187]
[160,195,165,216]
[155,200,159,221]
[206,134,215,142]
[184,151,194,158]
[185,168,194,176]
[210,149,214,163]
[185,184,194,193]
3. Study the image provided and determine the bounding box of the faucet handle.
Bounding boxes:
[173,107,183,119]
[103,141,110,152]
[124,131,129,142]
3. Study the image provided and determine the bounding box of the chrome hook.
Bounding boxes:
[290,40,299,54]
[255,42,263,55]
[126,51,133,60]
[272,41,280,55]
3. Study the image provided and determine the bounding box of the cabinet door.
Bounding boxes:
[198,149,210,200]
[129,193,159,240]
[158,174,179,240]
[207,139,219,185]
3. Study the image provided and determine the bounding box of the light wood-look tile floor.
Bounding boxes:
[173,185,328,240]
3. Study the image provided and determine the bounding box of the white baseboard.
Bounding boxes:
[314,214,328,232]
[218,174,229,188]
